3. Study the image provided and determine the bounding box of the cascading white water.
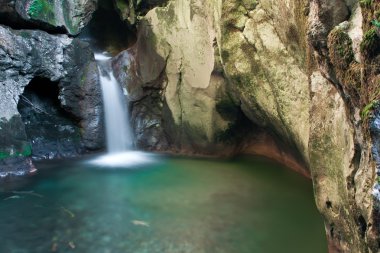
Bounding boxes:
[95,53,132,153]
[91,53,154,167]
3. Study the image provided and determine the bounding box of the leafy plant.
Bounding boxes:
[361,100,378,119]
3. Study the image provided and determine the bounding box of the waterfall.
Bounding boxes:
[95,53,132,153]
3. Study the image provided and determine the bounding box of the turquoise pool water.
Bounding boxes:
[0,154,327,253]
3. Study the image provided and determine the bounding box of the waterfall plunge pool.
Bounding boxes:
[0,154,327,253]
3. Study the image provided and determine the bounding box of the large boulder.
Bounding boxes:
[0,25,104,176]
[0,0,97,35]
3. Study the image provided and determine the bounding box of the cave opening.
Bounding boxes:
[78,0,136,55]
[17,77,82,160]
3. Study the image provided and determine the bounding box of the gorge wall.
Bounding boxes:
[0,2,104,175]
[0,0,380,252]
[113,0,380,252]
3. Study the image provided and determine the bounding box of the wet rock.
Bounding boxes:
[0,0,97,35]
[112,44,169,150]
[59,39,105,151]
[0,25,104,175]
[0,116,34,177]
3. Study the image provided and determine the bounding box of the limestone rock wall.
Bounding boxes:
[114,0,239,155]
[118,0,380,252]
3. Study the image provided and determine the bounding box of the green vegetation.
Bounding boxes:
[361,100,378,119]
[360,28,380,56]
[372,19,380,28]
[360,0,373,8]
[115,0,129,16]
[28,0,56,25]
[0,143,32,160]
[328,28,354,69]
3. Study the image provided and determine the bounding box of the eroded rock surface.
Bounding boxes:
[0,25,104,176]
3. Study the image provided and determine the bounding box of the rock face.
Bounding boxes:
[113,0,380,252]
[0,0,97,35]
[113,0,169,25]
[0,25,104,175]
[113,0,248,156]
[220,0,310,165]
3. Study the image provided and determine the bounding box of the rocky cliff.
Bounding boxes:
[113,0,380,252]
[0,0,380,252]
[0,24,104,176]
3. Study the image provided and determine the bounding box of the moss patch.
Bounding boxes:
[360,0,373,8]
[360,0,380,131]
[327,27,361,107]
[28,0,56,25]
[328,28,355,69]
[0,143,32,160]
[360,28,380,57]
[0,116,30,160]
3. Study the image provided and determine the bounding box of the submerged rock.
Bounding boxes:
[0,0,97,35]
[0,25,104,176]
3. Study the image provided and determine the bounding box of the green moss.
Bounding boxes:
[28,0,56,25]
[231,73,252,88]
[360,28,380,56]
[360,0,373,8]
[116,0,129,12]
[328,28,354,69]
[361,100,378,119]
[0,143,32,160]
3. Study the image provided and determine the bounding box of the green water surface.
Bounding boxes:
[0,155,327,253]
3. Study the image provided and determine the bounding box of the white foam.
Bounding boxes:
[89,151,156,168]
[94,53,112,61]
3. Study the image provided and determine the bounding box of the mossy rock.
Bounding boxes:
[27,0,56,25]
[328,28,355,69]
[360,0,373,8]
[360,28,380,57]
